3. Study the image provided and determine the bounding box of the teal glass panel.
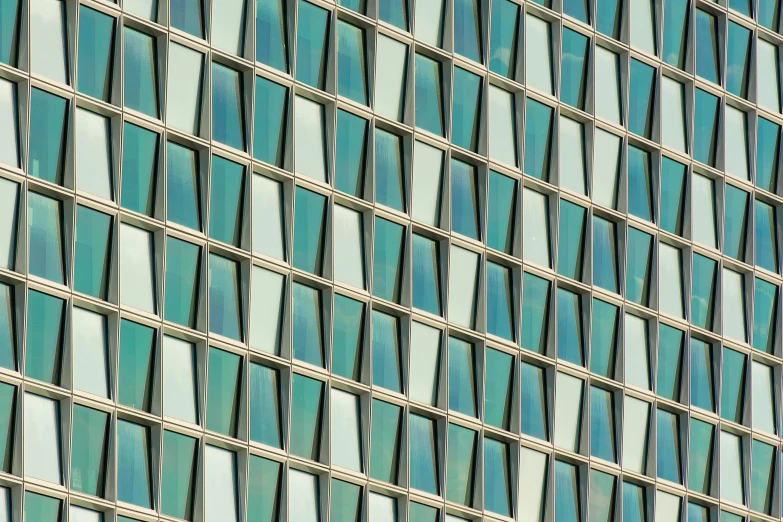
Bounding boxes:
[754,278,777,354]
[209,155,244,246]
[657,409,682,483]
[70,405,109,496]
[28,88,68,184]
[77,6,115,101]
[454,0,482,62]
[170,0,203,38]
[694,89,719,166]
[0,383,13,472]
[660,157,686,235]
[331,479,362,522]
[254,76,288,167]
[290,373,324,461]
[338,0,365,12]
[691,507,713,522]
[372,217,404,303]
[490,0,519,77]
[558,200,586,281]
[124,27,158,118]
[522,273,551,354]
[622,483,646,522]
[487,171,516,254]
[751,440,775,514]
[164,236,201,329]
[415,54,444,136]
[452,67,481,152]
[663,0,689,68]
[212,62,245,151]
[291,282,323,368]
[248,456,282,522]
[629,59,655,138]
[206,347,242,436]
[409,414,439,495]
[657,325,683,402]
[626,228,652,306]
[628,146,653,222]
[256,0,288,72]
[0,0,20,66]
[695,10,720,84]
[724,185,749,262]
[449,337,477,417]
[372,309,402,392]
[561,29,588,109]
[757,117,780,193]
[337,21,368,105]
[412,234,441,315]
[121,122,158,216]
[589,470,616,522]
[370,399,401,484]
[0,284,14,371]
[24,492,61,522]
[756,199,779,273]
[293,187,327,276]
[689,418,714,494]
[379,0,407,30]
[446,423,477,506]
[593,217,618,293]
[485,438,512,516]
[521,361,548,440]
[74,205,112,299]
[485,348,513,430]
[590,386,616,462]
[332,295,364,381]
[727,22,751,98]
[487,262,514,340]
[691,254,717,331]
[451,159,480,240]
[590,299,618,378]
[410,503,438,522]
[166,141,201,231]
[720,348,746,423]
[524,98,554,181]
[690,338,715,412]
[729,0,751,16]
[117,419,152,508]
[161,430,198,519]
[249,362,282,448]
[759,0,779,30]
[555,460,581,522]
[597,0,622,38]
[25,290,64,384]
[375,129,405,212]
[118,319,155,412]
[28,192,65,284]
[208,253,242,340]
[564,0,590,23]
[336,110,368,197]
[296,1,330,90]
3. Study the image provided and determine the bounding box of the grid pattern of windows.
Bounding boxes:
[3,0,783,521]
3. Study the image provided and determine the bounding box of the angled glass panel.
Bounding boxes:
[489,84,518,166]
[70,405,109,497]
[252,175,286,261]
[488,170,516,254]
[125,0,158,20]
[521,361,548,440]
[485,437,512,517]
[590,386,616,462]
[30,0,68,84]
[412,234,443,316]
[296,1,329,89]
[331,389,362,472]
[334,205,366,289]
[0,79,18,169]
[524,188,552,268]
[166,43,204,135]
[70,506,103,522]
[754,278,777,354]
[0,0,20,66]
[415,0,445,46]
[593,130,621,211]
[451,159,480,240]
[593,216,618,293]
[295,96,327,182]
[121,123,158,216]
[522,272,551,354]
[24,393,62,484]
[336,110,368,198]
[170,0,203,37]
[409,413,438,495]
[24,492,61,522]
[204,446,239,522]
[485,347,513,430]
[692,253,717,331]
[331,479,361,522]
[410,503,437,522]
[727,22,751,99]
[369,493,396,522]
[487,261,514,341]
[375,129,405,212]
[288,469,320,522]
[657,409,682,483]
[622,396,650,473]
[629,59,655,138]
[292,281,324,367]
[256,0,288,72]
[525,98,554,181]
[76,108,113,200]
[373,217,405,303]
[0,179,18,271]
[723,268,748,342]
[695,9,720,84]
[721,347,746,423]
[720,431,745,505]
[212,63,245,151]
[116,419,153,509]
[692,174,717,247]
[490,0,519,77]
[591,299,618,379]
[726,106,750,180]
[415,54,444,136]
[72,307,109,398]
[208,253,242,341]
[658,325,684,402]
[689,418,714,494]
[254,77,287,167]
[163,335,199,424]
[630,0,656,53]
[626,227,652,306]
[248,456,282,522]
[409,322,441,406]
[371,309,402,393]
[449,337,477,417]
[758,0,779,30]
[379,0,407,30]
[332,295,364,381]
[338,0,365,13]
[293,186,326,275]
[724,185,749,262]
[625,314,651,389]
[291,373,324,461]
[448,245,479,327]
[25,290,64,384]
[751,440,775,514]
[752,361,776,434]
[555,460,581,522]
[526,15,553,94]
[628,146,653,222]
[0,285,15,371]
[77,6,114,101]
[757,117,780,193]
[756,199,779,273]
[758,40,781,113]
[558,200,586,281]
[662,0,687,67]
[660,157,686,235]
[211,0,246,56]
[166,141,201,231]
[375,35,407,122]
[659,243,684,318]
[662,77,686,153]
[589,470,616,522]
[520,448,548,522]
[622,483,647,522]
[164,236,201,328]
[694,88,719,167]
[337,21,368,105]
[559,116,587,194]
[209,156,244,246]
[74,205,112,299]
[561,28,588,110]
[249,362,283,448]
[161,430,198,520]
[555,372,583,451]
[370,399,402,484]
[206,347,242,437]
[446,423,476,506]
[691,338,716,413]
[557,287,584,365]
[454,0,482,62]
[118,319,155,412]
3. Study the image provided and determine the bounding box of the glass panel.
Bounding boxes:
[161,430,198,520]
[70,405,108,497]
[692,253,717,331]
[409,321,441,406]
[292,281,324,367]
[555,460,581,522]
[723,268,747,342]
[758,40,781,113]
[625,314,650,390]
[30,0,68,84]
[74,206,112,300]
[166,141,201,231]
[593,216,618,293]
[253,77,287,167]
[331,389,362,472]
[24,492,61,522]
[520,448,548,522]
[0,79,18,169]
[660,157,686,235]
[662,77,686,153]
[295,96,327,182]
[70,506,102,522]
[337,21,368,105]
[164,236,201,328]
[370,399,401,484]
[555,372,583,451]
[454,0,482,61]
[589,470,616,522]
[525,98,554,181]
[695,10,719,84]
[373,217,405,303]
[451,159,480,240]
[489,85,518,166]
[657,409,682,483]
[415,0,445,46]
[689,418,714,494]
[409,503,438,522]
[24,393,62,484]
[521,361,549,440]
[657,491,682,522]
[0,384,13,471]
[291,373,324,461]
[163,335,199,424]
[117,419,153,509]
[76,108,113,200]
[522,273,551,354]
[622,483,647,522]
[449,337,477,417]
[486,261,514,341]
[659,243,684,318]
[692,174,717,248]
[166,42,203,135]
[121,123,158,216]
[204,446,238,522]
[249,362,283,448]
[490,0,519,77]
[118,319,155,412]
[336,110,368,198]
[626,227,652,306]
[756,199,779,273]
[248,456,282,522]
[369,493,396,522]
[293,186,326,275]
[721,347,746,424]
[485,348,513,430]
[332,295,364,381]
[593,129,622,210]
[372,310,402,393]
[333,205,366,289]
[206,347,242,437]
[415,54,444,136]
[726,106,750,180]
[0,284,13,371]
[211,0,245,55]
[252,175,286,260]
[662,0,687,66]
[622,396,649,473]
[561,28,588,110]
[724,185,749,262]
[25,290,64,384]
[0,0,20,66]
[212,63,245,151]
[590,386,616,462]
[256,0,288,72]
[208,253,242,341]
[727,22,751,99]
[296,0,329,89]
[485,437,512,516]
[720,431,745,504]
[375,35,407,122]
[526,15,553,94]
[628,146,653,222]
[288,469,320,522]
[487,170,516,254]
[694,88,719,167]
[752,361,776,435]
[757,117,780,193]
[591,299,618,379]
[0,180,17,271]
[120,224,155,313]
[558,200,586,281]
[751,440,775,514]
[446,423,476,506]
[631,0,656,54]
[409,413,438,495]
[524,188,552,268]
[375,129,405,212]
[125,0,158,20]
[331,479,361,522]
[77,6,114,101]
[170,0,203,37]
[754,278,777,353]
[758,0,779,30]
[448,245,479,327]
[658,325,684,402]
[412,234,443,316]
[378,0,407,30]
[691,338,716,412]
[557,287,584,365]
[559,116,587,194]
[72,308,109,398]
[629,58,656,138]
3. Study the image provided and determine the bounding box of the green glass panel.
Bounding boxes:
[330,479,362,522]
[209,155,244,246]
[208,253,243,341]
[415,53,444,136]
[524,98,554,180]
[724,185,749,261]
[412,234,441,315]
[25,290,64,385]
[590,386,615,462]
[121,122,158,216]
[561,28,588,109]
[290,373,324,461]
[409,503,438,522]
[249,362,283,448]
[657,325,683,402]
[170,0,204,38]
[657,409,681,483]
[592,216,618,292]
[256,0,288,72]
[522,273,550,354]
[720,348,746,423]
[446,423,476,506]
[558,200,586,281]
[754,278,777,354]
[487,171,516,254]
[626,227,652,306]
[206,347,242,436]
[485,348,513,430]
[335,110,367,197]
[0,0,20,66]
[660,157,686,235]
[756,199,779,273]
[370,399,401,484]
[296,1,330,89]
[253,76,288,166]
[663,0,689,68]
[117,419,153,509]
[409,414,439,495]
[487,262,513,340]
[372,310,402,392]
[24,492,61,522]
[489,0,519,77]
[452,67,482,151]
[0,283,16,371]
[332,294,364,381]
[161,430,198,520]
[118,319,155,412]
[694,88,719,166]
[726,22,751,98]
[124,26,158,117]
[372,217,405,303]
[74,205,112,299]
[248,456,282,522]
[375,129,405,212]
[627,146,653,222]
[293,187,326,276]
[28,192,65,284]
[629,59,655,138]
[689,418,714,494]
[292,282,324,367]
[521,362,548,440]
[691,254,717,331]
[449,337,477,417]
[164,236,201,329]
[166,141,201,231]
[590,299,618,379]
[212,62,245,151]
[485,437,512,516]
[557,287,584,366]
[77,6,115,101]
[695,10,719,84]
[0,383,14,472]
[451,158,480,240]
[28,88,68,184]
[690,338,715,412]
[70,405,109,497]
[751,440,775,514]
[379,0,407,29]
[337,21,368,104]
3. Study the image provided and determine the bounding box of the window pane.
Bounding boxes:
[70,405,108,497]
[331,389,363,472]
[631,0,656,54]
[370,399,401,484]
[166,43,203,135]
[590,386,616,462]
[561,29,588,110]
[525,98,554,181]
[559,116,587,194]
[622,396,649,473]
[558,200,586,281]
[332,294,364,381]
[0,179,17,271]
[27,192,65,285]
[694,88,719,167]
[721,347,746,424]
[410,503,438,522]
[24,393,62,484]
[451,159,480,240]
[589,470,616,522]
[415,0,444,46]
[375,129,405,212]
[752,361,776,435]
[331,479,361,522]
[209,156,245,246]
[660,157,686,235]
[487,171,516,254]
[448,245,478,327]
[412,234,443,316]
[117,419,153,509]
[625,314,650,390]
[379,0,407,30]
[657,325,684,402]
[77,6,114,101]
[296,1,329,89]
[292,281,324,367]
[0,284,13,371]
[125,0,158,20]
[293,187,326,275]
[754,278,777,353]
[373,217,405,303]
[758,40,781,113]
[593,130,621,210]
[757,116,780,193]
[751,440,775,514]
[489,85,518,166]
[76,108,113,200]
[0,382,14,471]
[726,106,750,180]
[755,199,779,273]
[524,188,551,267]
[372,310,402,392]
[691,338,716,412]
[212,63,245,151]
[595,48,621,124]
[454,0,482,61]
[211,0,245,56]
[692,253,717,331]
[626,227,652,306]
[121,123,158,216]
[170,0,203,37]
[409,414,438,495]
[164,236,201,328]
[484,348,513,431]
[252,175,286,261]
[662,77,686,153]
[522,273,551,354]
[30,0,68,84]
[449,337,477,417]
[409,321,441,406]
[727,22,751,99]
[415,54,444,136]
[657,409,682,483]
[591,299,618,379]
[24,492,61,522]
[72,307,109,398]
[629,59,656,139]
[695,10,719,84]
[485,437,512,516]
[25,290,64,384]
[291,373,324,461]
[490,0,519,77]
[375,35,407,122]
[593,217,618,293]
[118,319,155,412]
[334,205,366,289]
[628,146,653,222]
[206,347,242,437]
[555,460,581,522]
[0,0,20,66]
[163,335,199,424]
[0,79,18,169]
[724,185,749,262]
[557,287,584,365]
[208,253,242,341]
[256,0,287,72]
[161,430,198,520]
[526,15,553,94]
[662,0,686,66]
[166,141,201,231]
[622,483,647,522]
[248,456,282,522]
[204,446,238,522]
[74,206,112,300]
[249,362,283,448]
[253,77,287,167]
[70,506,103,522]
[521,361,549,440]
[723,268,748,342]
[337,21,368,105]
[720,431,745,505]
[487,262,514,341]
[336,110,368,198]
[288,469,320,522]
[295,96,327,182]
[689,418,714,494]
[659,243,684,318]
[520,448,548,522]
[555,372,583,452]
[120,224,155,313]
[446,423,476,506]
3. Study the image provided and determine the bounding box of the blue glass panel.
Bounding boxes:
[28,88,68,184]
[117,419,152,509]
[77,6,115,101]
[561,29,588,109]
[627,146,653,222]
[249,362,283,448]
[28,192,65,284]
[694,89,719,166]
[208,253,243,341]
[629,59,655,138]
[691,254,717,331]
[657,325,683,402]
[557,287,584,366]
[727,22,751,98]
[331,478,362,522]
[626,228,652,306]
[292,282,324,367]
[451,159,480,240]
[0,284,15,371]
[724,185,749,261]
[378,0,407,30]
[622,483,646,522]
[74,205,112,299]
[524,98,554,181]
[454,0,482,62]
[248,456,282,521]
[663,0,689,68]
[688,418,714,494]
[759,0,780,30]
[597,0,622,38]
[521,361,548,440]
[522,273,550,354]
[754,278,777,354]
[212,62,245,151]
[690,338,715,412]
[720,347,746,423]
[256,0,288,72]
[296,1,330,90]
[489,0,519,77]
[337,21,368,105]
[336,110,367,197]
[409,414,439,495]
[0,0,20,66]
[121,123,158,216]
[590,299,618,378]
[557,200,586,281]
[446,423,476,506]
[290,373,324,461]
[70,404,109,496]
[166,141,201,231]
[124,27,158,118]
[375,129,406,212]
[756,199,779,273]
[293,187,327,276]
[593,217,618,293]
[449,337,477,417]
[372,310,402,393]
[118,319,155,412]
[729,0,751,16]
[373,217,405,303]
[660,157,686,235]
[25,290,64,385]
[485,348,513,430]
[163,236,201,329]
[657,409,682,483]
[695,10,720,84]
[452,67,481,152]
[751,440,775,514]
[253,76,287,167]
[758,117,780,193]
[332,295,364,381]
[170,0,203,37]
[484,438,512,516]
[555,461,581,522]
[590,387,616,462]
[487,171,516,254]
[415,54,444,136]
[412,234,442,316]
[209,155,244,246]
[487,262,514,341]
[370,399,401,484]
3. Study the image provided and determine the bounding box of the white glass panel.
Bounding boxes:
[24,393,62,484]
[593,129,621,208]
[0,487,9,522]
[415,0,445,47]
[376,35,407,121]
[449,245,479,328]
[167,42,203,135]
[205,445,238,522]
[124,0,156,20]
[212,0,245,56]
[559,116,586,195]
[76,108,113,200]
[121,223,156,313]
[0,79,19,168]
[330,389,362,472]
[622,396,649,473]
[412,141,444,227]
[720,431,744,504]
[722,268,747,343]
[752,361,776,434]
[758,40,781,113]
[489,85,518,166]
[725,106,749,180]
[409,321,441,406]
[289,469,320,522]
[526,14,553,95]
[625,314,650,390]
[31,0,69,84]
[250,266,285,355]
[73,307,110,398]
[70,505,103,522]
[692,174,717,248]
[252,174,286,260]
[0,178,19,270]
[655,491,681,522]
[334,205,366,290]
[659,243,684,318]
[631,0,655,54]
[661,77,686,153]
[595,47,621,124]
[523,188,551,268]
[369,492,397,522]
[163,335,199,424]
[555,372,583,452]
[519,447,548,522]
[295,96,327,183]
